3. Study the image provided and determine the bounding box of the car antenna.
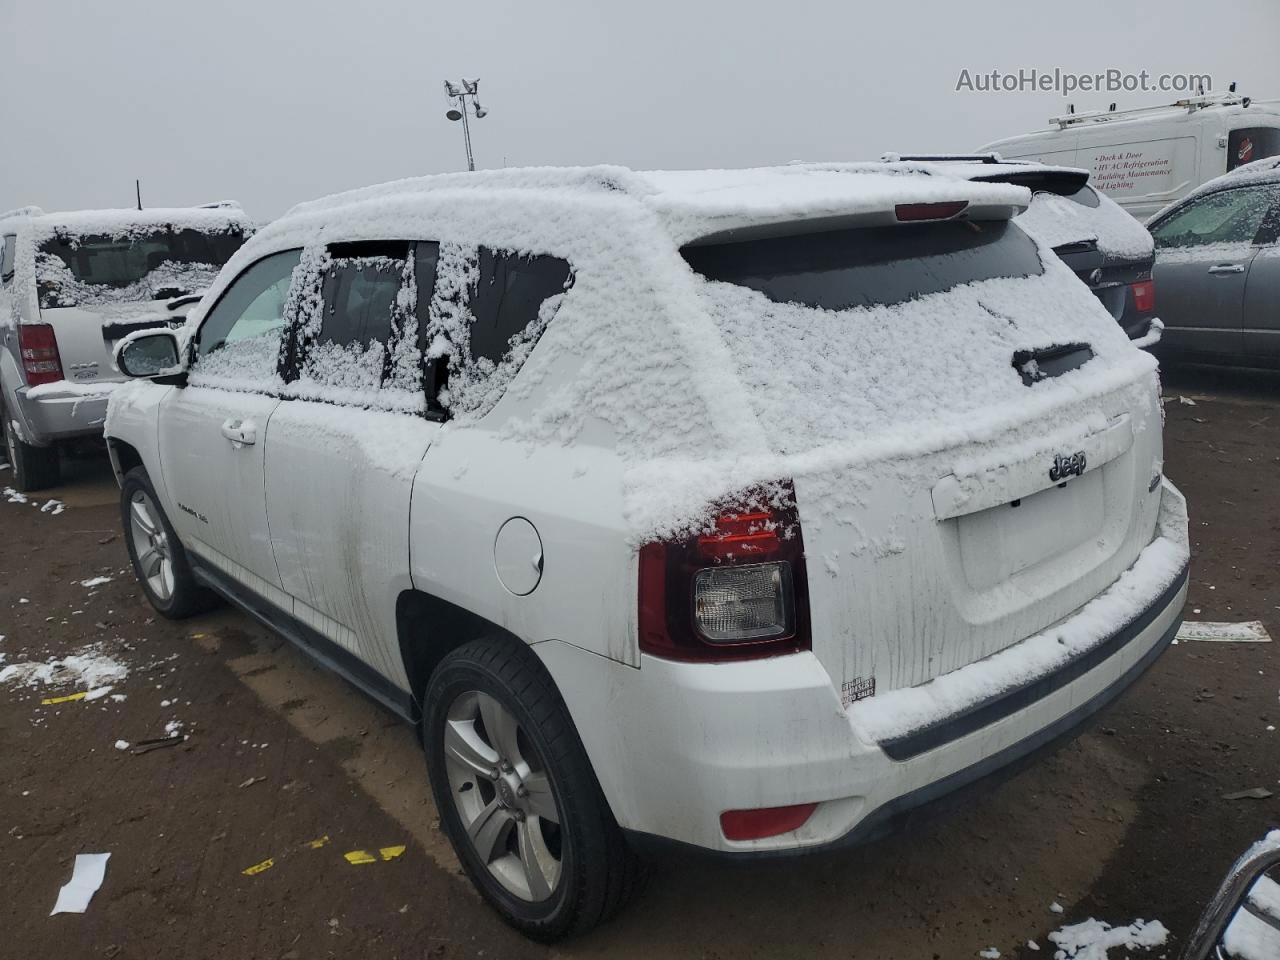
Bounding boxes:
[135,179,142,211]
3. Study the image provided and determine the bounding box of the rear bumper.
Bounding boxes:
[542,481,1189,855]
[9,383,114,445]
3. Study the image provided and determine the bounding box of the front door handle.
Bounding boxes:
[1207,263,1246,275]
[220,418,257,447]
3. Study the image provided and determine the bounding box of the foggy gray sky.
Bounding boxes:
[3,0,1278,221]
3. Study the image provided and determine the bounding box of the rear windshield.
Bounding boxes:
[681,220,1043,310]
[36,227,246,309]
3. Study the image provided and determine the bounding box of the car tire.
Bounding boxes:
[120,466,218,619]
[423,635,640,941]
[1,405,61,492]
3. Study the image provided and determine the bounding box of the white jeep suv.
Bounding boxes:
[106,164,1189,940]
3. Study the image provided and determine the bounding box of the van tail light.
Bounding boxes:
[1130,280,1155,313]
[638,480,811,662]
[721,803,819,842]
[18,324,64,386]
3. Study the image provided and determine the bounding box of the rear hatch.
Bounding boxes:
[682,206,1163,700]
[34,226,244,383]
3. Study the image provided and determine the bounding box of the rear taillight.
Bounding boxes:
[638,481,810,662]
[895,200,968,221]
[1131,280,1155,313]
[18,324,63,386]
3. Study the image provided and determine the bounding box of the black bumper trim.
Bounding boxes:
[880,562,1188,760]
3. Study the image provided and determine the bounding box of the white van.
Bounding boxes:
[980,92,1280,220]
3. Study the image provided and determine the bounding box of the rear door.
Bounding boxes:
[1242,200,1280,361]
[263,240,442,687]
[1150,183,1278,360]
[158,248,299,592]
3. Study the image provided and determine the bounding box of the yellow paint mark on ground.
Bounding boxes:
[41,692,87,705]
[379,845,406,861]
[344,849,377,865]
[304,835,330,849]
[242,858,275,876]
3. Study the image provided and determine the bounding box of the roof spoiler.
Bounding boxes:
[194,200,243,210]
[683,201,1024,247]
[969,168,1089,196]
[0,205,45,221]
[881,152,1004,164]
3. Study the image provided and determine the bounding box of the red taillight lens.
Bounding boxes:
[18,324,64,386]
[895,200,968,221]
[1131,280,1155,313]
[638,481,810,662]
[720,803,818,841]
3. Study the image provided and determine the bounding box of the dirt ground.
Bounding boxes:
[2,364,1278,960]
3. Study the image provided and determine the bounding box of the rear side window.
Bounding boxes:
[1150,184,1279,249]
[288,240,431,405]
[1,235,15,284]
[681,220,1043,310]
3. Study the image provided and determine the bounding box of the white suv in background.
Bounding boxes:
[0,204,251,489]
[106,164,1189,940]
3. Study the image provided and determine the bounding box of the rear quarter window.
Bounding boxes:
[681,219,1043,310]
[427,243,573,417]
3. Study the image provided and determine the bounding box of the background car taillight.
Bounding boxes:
[1131,279,1155,313]
[638,481,810,661]
[18,324,64,386]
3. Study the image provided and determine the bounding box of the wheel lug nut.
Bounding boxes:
[517,785,528,798]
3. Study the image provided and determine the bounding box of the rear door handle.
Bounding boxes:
[1207,263,1246,275]
[220,418,257,446]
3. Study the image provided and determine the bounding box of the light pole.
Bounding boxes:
[444,78,487,172]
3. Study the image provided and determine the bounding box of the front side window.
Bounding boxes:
[1150,185,1279,250]
[425,244,572,416]
[191,248,301,388]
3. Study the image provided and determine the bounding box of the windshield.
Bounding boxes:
[36,227,246,309]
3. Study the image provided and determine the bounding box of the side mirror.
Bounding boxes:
[1182,835,1280,959]
[115,329,186,380]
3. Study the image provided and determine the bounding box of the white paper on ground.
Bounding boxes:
[1176,621,1273,643]
[50,853,110,915]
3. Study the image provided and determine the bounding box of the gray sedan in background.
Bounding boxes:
[1148,158,1280,367]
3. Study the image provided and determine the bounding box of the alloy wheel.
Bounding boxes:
[128,490,175,603]
[443,690,563,902]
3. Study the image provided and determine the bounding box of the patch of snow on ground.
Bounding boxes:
[40,499,64,515]
[1047,918,1168,959]
[4,487,29,504]
[0,645,128,691]
[80,576,113,588]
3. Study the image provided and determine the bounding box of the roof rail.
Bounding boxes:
[881,152,1004,164]
[1049,92,1250,129]
[0,205,44,221]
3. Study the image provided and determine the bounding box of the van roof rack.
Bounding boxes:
[0,205,45,221]
[1049,92,1251,130]
[881,153,1004,164]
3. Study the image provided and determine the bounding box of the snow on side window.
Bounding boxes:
[280,241,429,413]
[426,243,572,417]
[189,248,302,392]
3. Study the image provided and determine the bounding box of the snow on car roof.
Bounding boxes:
[280,163,1030,245]
[13,205,252,242]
